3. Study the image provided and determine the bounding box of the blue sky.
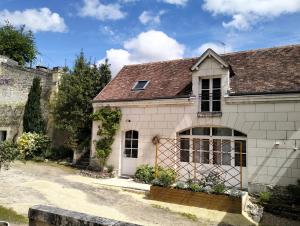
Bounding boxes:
[1,0,300,75]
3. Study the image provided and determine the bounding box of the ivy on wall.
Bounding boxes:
[92,107,121,171]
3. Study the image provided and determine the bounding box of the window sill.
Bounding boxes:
[197,112,222,118]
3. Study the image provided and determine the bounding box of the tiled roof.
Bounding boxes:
[94,44,300,102]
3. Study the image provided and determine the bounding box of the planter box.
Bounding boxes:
[149,186,242,213]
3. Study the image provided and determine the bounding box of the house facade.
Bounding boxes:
[91,45,300,192]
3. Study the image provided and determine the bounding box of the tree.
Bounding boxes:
[0,141,19,171]
[0,22,38,65]
[53,51,112,151]
[23,77,45,134]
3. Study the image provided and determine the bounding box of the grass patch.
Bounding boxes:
[151,204,198,222]
[180,212,198,221]
[0,205,28,223]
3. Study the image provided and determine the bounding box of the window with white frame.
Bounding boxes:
[132,80,149,91]
[124,130,138,158]
[178,127,246,167]
[0,131,7,141]
[200,78,221,112]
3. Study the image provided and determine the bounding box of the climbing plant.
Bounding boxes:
[92,107,121,171]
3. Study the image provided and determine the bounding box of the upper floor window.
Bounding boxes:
[0,131,7,141]
[132,80,149,91]
[124,130,138,158]
[200,78,221,112]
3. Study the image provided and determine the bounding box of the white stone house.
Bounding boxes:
[91,45,300,192]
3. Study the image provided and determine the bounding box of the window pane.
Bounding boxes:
[201,101,210,112]
[132,139,138,149]
[132,149,138,158]
[235,154,246,167]
[180,150,190,162]
[213,78,221,88]
[179,129,190,135]
[222,140,231,153]
[222,153,231,165]
[125,131,132,139]
[124,148,131,157]
[212,128,232,136]
[201,90,210,100]
[234,130,247,137]
[200,139,210,164]
[134,81,148,90]
[213,89,221,100]
[0,131,7,141]
[202,79,209,89]
[125,140,131,148]
[193,151,200,163]
[213,139,221,165]
[132,130,139,139]
[212,101,221,111]
[193,139,200,150]
[180,138,189,150]
[235,140,246,154]
[192,127,210,135]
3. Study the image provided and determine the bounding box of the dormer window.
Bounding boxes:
[133,80,149,90]
[199,78,221,113]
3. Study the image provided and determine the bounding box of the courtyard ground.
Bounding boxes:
[0,161,254,226]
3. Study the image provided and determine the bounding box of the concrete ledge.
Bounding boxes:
[28,205,141,226]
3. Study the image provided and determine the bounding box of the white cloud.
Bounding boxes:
[196,42,233,55]
[202,0,300,30]
[99,30,185,75]
[160,0,188,6]
[80,0,126,21]
[0,8,67,32]
[139,10,165,25]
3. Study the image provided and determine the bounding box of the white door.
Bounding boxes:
[121,130,139,175]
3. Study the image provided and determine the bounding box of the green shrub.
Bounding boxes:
[189,183,204,192]
[135,164,154,183]
[287,180,300,203]
[45,146,73,160]
[259,191,272,204]
[17,132,50,160]
[107,165,114,174]
[153,167,177,187]
[212,183,226,194]
[0,141,19,170]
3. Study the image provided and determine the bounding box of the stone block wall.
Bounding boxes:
[28,205,140,226]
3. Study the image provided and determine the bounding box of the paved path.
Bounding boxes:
[0,161,253,226]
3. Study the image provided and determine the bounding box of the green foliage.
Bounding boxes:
[0,22,37,65]
[175,182,187,190]
[17,132,50,160]
[189,183,204,192]
[259,191,272,204]
[23,77,45,134]
[0,141,19,170]
[287,180,300,203]
[0,205,28,223]
[152,167,177,187]
[107,165,114,174]
[53,52,111,151]
[93,107,121,171]
[180,212,198,221]
[45,146,73,160]
[135,164,155,183]
[212,183,226,194]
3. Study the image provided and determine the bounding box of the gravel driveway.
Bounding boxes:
[0,161,253,226]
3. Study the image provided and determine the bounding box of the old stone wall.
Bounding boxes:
[0,57,61,140]
[28,205,140,226]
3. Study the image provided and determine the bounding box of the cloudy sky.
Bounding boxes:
[1,0,300,75]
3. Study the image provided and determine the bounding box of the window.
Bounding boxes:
[178,127,246,167]
[200,78,221,112]
[124,130,138,158]
[132,80,149,90]
[0,131,7,141]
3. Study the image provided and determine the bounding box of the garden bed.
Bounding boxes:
[149,186,242,213]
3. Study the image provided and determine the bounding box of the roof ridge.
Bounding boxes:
[122,43,300,68]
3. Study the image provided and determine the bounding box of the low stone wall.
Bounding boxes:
[28,205,141,226]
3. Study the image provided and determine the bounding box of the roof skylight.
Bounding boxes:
[132,80,149,90]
